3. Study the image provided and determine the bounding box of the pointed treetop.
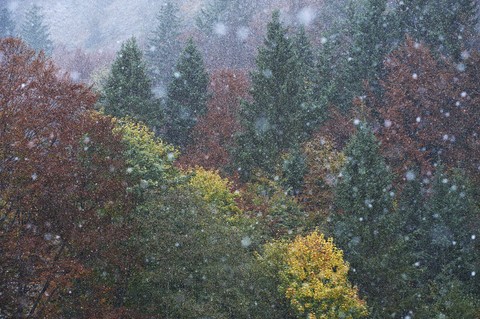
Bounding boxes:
[20,5,53,55]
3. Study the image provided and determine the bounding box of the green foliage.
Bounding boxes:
[422,168,479,285]
[233,11,321,180]
[114,118,178,194]
[393,0,478,59]
[164,38,209,149]
[336,0,391,110]
[332,124,400,316]
[103,38,161,130]
[279,148,307,196]
[196,0,230,31]
[335,123,393,218]
[241,176,310,240]
[0,8,15,38]
[20,5,53,55]
[418,275,480,318]
[146,1,182,87]
[116,120,267,318]
[195,0,254,32]
[126,184,260,318]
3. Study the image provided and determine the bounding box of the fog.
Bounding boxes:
[4,0,350,72]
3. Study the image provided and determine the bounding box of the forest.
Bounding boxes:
[1,0,480,318]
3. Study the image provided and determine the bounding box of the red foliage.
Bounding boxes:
[0,38,136,317]
[378,37,479,180]
[178,69,249,174]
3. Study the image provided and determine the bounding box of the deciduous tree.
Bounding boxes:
[178,69,248,172]
[378,38,474,179]
[0,38,133,317]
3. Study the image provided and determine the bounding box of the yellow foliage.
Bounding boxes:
[187,167,241,216]
[280,231,368,319]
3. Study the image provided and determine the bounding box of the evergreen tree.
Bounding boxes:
[233,11,320,180]
[393,0,478,58]
[331,0,392,111]
[164,39,209,149]
[195,0,254,32]
[0,8,15,38]
[20,5,53,55]
[195,0,256,68]
[423,167,479,284]
[334,122,394,245]
[397,167,480,317]
[332,123,399,317]
[102,37,160,129]
[145,1,182,89]
[392,170,430,315]
[196,0,230,31]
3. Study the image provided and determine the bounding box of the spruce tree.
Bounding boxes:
[145,1,182,89]
[233,11,319,180]
[334,123,394,246]
[195,0,230,32]
[332,0,391,111]
[195,0,254,32]
[0,8,15,38]
[393,0,478,58]
[20,5,53,55]
[164,39,209,149]
[423,167,479,283]
[102,37,160,129]
[332,123,399,317]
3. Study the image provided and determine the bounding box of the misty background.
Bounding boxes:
[2,0,355,77]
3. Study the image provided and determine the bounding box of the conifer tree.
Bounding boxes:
[332,123,399,316]
[164,39,209,149]
[195,0,254,32]
[0,8,15,38]
[393,0,478,58]
[334,123,393,242]
[342,0,391,106]
[145,1,182,88]
[102,37,160,129]
[20,5,53,55]
[233,11,319,180]
[399,167,480,317]
[423,168,479,283]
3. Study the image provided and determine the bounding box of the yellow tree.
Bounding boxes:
[280,231,368,319]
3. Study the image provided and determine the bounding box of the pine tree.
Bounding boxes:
[233,11,319,180]
[332,123,400,317]
[195,0,254,32]
[145,1,182,89]
[423,167,479,282]
[195,0,230,31]
[333,0,392,110]
[102,37,160,129]
[164,38,209,149]
[20,5,53,55]
[0,8,15,38]
[393,0,478,58]
[334,123,394,244]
